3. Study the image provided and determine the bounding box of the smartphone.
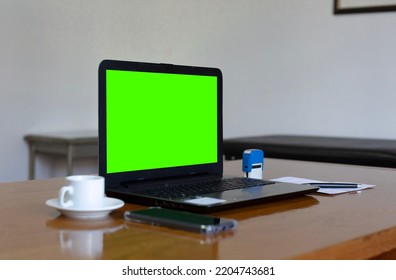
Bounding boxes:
[124,207,237,234]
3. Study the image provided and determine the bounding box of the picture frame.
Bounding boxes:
[334,0,396,14]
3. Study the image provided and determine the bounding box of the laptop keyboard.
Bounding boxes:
[133,177,275,199]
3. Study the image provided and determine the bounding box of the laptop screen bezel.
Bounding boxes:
[98,59,223,187]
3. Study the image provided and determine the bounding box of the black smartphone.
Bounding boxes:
[124,207,237,234]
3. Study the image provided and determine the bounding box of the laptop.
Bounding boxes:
[98,59,318,213]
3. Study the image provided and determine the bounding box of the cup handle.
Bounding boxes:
[58,186,74,208]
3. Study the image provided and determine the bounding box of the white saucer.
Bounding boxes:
[45,197,125,219]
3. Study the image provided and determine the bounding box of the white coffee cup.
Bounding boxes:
[58,175,105,209]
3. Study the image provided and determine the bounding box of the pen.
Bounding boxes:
[307,183,359,188]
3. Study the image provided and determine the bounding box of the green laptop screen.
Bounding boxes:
[106,69,218,174]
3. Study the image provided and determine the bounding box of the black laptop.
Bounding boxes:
[98,59,318,213]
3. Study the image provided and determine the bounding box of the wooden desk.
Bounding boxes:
[1,158,396,259]
[24,131,98,179]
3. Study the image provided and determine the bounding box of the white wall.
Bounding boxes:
[1,0,396,182]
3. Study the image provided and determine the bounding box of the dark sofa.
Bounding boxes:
[223,135,396,168]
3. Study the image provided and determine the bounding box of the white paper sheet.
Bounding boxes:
[270,176,375,195]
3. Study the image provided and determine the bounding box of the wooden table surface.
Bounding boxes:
[1,158,396,260]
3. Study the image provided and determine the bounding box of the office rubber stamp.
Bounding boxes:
[242,149,264,179]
